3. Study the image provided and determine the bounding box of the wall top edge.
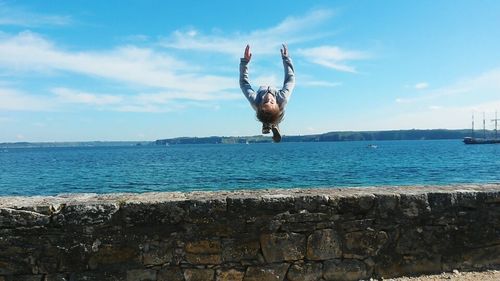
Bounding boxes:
[1,184,499,208]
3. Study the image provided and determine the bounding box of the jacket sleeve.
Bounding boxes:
[277,56,295,106]
[239,58,258,110]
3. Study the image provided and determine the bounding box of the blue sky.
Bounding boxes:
[1,0,499,142]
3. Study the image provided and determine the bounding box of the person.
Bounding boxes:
[239,44,295,143]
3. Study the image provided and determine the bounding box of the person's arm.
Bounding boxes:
[277,44,295,105]
[239,45,258,110]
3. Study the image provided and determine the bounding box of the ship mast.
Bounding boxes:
[472,114,475,138]
[483,112,486,139]
[492,111,499,140]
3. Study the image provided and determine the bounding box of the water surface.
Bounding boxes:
[1,140,499,196]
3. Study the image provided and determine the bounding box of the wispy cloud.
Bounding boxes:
[396,69,500,104]
[428,105,442,110]
[388,70,500,130]
[53,88,123,106]
[160,9,336,57]
[297,46,369,73]
[383,100,500,130]
[1,85,237,113]
[0,2,71,27]
[414,82,429,89]
[302,80,342,88]
[0,8,368,114]
[0,31,236,97]
[0,87,54,111]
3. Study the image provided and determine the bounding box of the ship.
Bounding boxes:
[463,112,500,144]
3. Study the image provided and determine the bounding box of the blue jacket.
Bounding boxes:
[239,55,295,111]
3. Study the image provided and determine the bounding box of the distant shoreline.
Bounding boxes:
[0,128,481,148]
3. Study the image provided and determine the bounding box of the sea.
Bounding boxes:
[0,140,499,196]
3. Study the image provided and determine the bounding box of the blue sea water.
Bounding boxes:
[0,140,499,196]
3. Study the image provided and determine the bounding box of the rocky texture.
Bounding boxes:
[0,184,500,280]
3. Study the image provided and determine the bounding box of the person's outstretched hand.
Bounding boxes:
[244,44,252,62]
[281,44,289,58]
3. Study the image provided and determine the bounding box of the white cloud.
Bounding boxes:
[0,31,235,94]
[0,87,54,111]
[414,82,429,89]
[0,83,238,113]
[0,3,71,27]
[160,9,336,57]
[53,88,123,105]
[382,100,500,130]
[302,80,342,88]
[297,46,369,73]
[121,34,150,43]
[396,69,500,104]
[0,9,368,114]
[134,90,238,104]
[52,88,239,113]
[387,69,500,130]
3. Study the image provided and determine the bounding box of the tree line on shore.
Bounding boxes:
[155,129,474,145]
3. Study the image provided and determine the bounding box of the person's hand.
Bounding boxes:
[280,43,289,58]
[244,44,252,62]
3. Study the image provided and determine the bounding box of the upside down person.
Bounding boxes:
[239,44,296,142]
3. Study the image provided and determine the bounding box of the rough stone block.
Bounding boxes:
[399,194,430,218]
[287,262,322,281]
[396,228,428,255]
[52,204,119,226]
[306,229,342,260]
[67,271,127,281]
[427,192,456,212]
[122,201,188,226]
[376,255,442,278]
[323,259,369,281]
[293,196,331,213]
[9,275,42,281]
[273,211,333,232]
[340,219,375,232]
[243,263,289,281]
[142,240,173,266]
[185,253,222,265]
[44,274,68,281]
[260,233,305,262]
[455,191,480,208]
[88,244,140,270]
[216,269,245,281]
[339,194,375,215]
[126,269,157,281]
[461,244,500,269]
[344,230,388,259]
[185,240,221,254]
[0,208,50,228]
[157,267,184,281]
[221,238,260,262]
[183,268,215,281]
[0,252,32,275]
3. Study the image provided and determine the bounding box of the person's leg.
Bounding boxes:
[271,125,281,143]
[262,123,271,134]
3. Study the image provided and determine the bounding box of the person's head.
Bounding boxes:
[256,90,284,126]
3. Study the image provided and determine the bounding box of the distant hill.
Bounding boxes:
[0,141,150,148]
[155,129,475,145]
[0,129,479,148]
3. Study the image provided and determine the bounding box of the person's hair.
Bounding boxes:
[256,105,284,126]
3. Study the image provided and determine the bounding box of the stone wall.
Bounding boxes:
[1,184,499,281]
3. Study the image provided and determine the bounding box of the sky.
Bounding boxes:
[1,0,500,142]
